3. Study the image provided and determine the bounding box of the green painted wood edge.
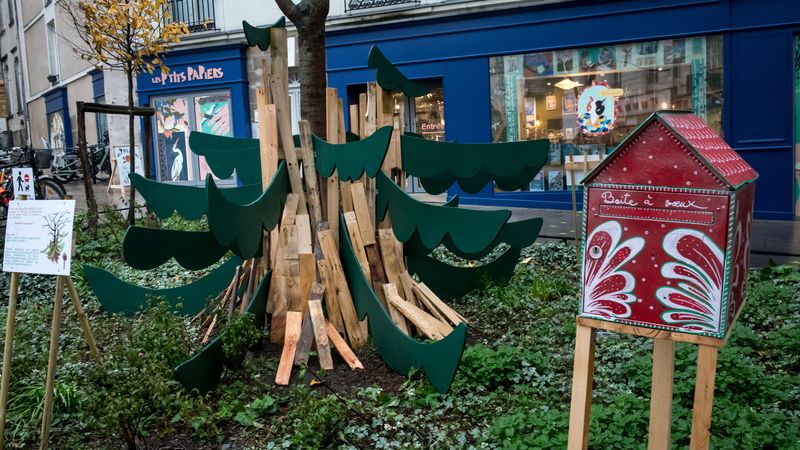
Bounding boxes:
[130,174,262,220]
[339,215,466,394]
[401,134,550,194]
[188,132,263,186]
[313,126,392,180]
[367,46,431,97]
[173,271,271,395]
[346,131,360,142]
[122,227,229,271]
[404,233,522,299]
[83,257,243,316]
[375,171,511,254]
[442,217,543,260]
[242,16,285,51]
[206,161,289,259]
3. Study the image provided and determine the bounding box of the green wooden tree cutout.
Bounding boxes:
[207,162,289,259]
[340,215,466,394]
[367,46,430,97]
[188,132,263,186]
[122,227,229,271]
[441,217,544,260]
[174,271,271,395]
[242,16,285,50]
[401,134,550,194]
[404,234,523,299]
[314,126,393,180]
[131,174,262,220]
[82,257,243,316]
[376,172,511,255]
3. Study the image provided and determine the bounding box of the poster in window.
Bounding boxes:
[633,41,661,68]
[160,132,187,182]
[529,172,545,191]
[2,200,75,276]
[577,82,619,136]
[48,111,66,150]
[546,95,557,111]
[114,146,144,186]
[554,50,576,74]
[596,46,616,71]
[579,47,599,72]
[195,94,232,180]
[617,43,635,70]
[547,170,565,191]
[524,52,553,77]
[563,95,576,113]
[664,39,686,64]
[549,144,562,165]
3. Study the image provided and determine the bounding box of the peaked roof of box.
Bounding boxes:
[583,111,758,189]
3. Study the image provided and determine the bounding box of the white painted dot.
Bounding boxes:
[686,181,691,186]
[648,155,653,160]
[623,167,628,171]
[708,229,713,233]
[659,137,664,141]
[649,306,654,310]
[641,277,646,282]
[645,231,649,235]
[648,180,652,184]
[673,164,678,169]
[637,299,643,303]
[660,224,665,228]
[632,259,637,264]
[666,281,671,285]
[653,264,659,268]
[693,170,698,175]
[643,140,647,144]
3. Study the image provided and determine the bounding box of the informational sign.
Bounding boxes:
[577,82,620,136]
[114,146,144,186]
[11,168,34,197]
[2,200,76,276]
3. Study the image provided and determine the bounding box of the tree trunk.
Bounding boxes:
[296,11,328,138]
[75,102,98,235]
[126,67,136,226]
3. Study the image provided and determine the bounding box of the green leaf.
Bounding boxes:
[367,46,430,97]
[242,16,286,51]
[122,227,229,271]
[313,126,392,180]
[188,131,263,186]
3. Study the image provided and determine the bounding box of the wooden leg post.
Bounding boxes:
[39,276,65,450]
[568,323,596,450]
[689,344,719,450]
[0,272,20,449]
[648,339,676,450]
[65,276,101,363]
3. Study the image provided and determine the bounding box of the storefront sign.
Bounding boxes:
[150,65,225,86]
[2,200,76,276]
[11,168,34,197]
[577,82,620,136]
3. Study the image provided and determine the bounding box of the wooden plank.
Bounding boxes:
[689,345,719,450]
[365,82,378,136]
[298,120,324,239]
[365,244,388,307]
[296,214,312,254]
[358,93,367,139]
[567,323,596,450]
[298,253,315,315]
[378,229,405,298]
[340,180,354,213]
[399,271,419,308]
[268,76,308,214]
[269,276,288,343]
[308,288,334,370]
[349,103,359,136]
[649,339,676,450]
[385,290,452,340]
[350,182,375,245]
[326,88,339,143]
[316,258,345,334]
[280,193,299,232]
[576,317,726,348]
[343,211,371,280]
[275,311,303,385]
[381,284,410,335]
[325,88,341,245]
[285,259,300,311]
[293,309,314,366]
[0,272,20,448]
[318,229,368,349]
[39,276,65,449]
[257,91,279,188]
[413,282,466,326]
[326,322,364,370]
[268,27,289,101]
[412,284,448,323]
[283,224,298,260]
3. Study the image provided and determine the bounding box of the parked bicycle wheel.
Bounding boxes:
[50,152,83,183]
[91,147,112,182]
[38,176,67,197]
[36,177,66,200]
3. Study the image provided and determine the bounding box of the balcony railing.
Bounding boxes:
[167,0,216,33]
[344,0,421,13]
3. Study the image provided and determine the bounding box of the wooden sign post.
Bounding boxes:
[0,199,100,449]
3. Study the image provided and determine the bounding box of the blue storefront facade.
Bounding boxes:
[136,44,251,185]
[326,0,800,220]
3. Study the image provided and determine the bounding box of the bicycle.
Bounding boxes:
[88,143,112,183]
[0,147,67,224]
[50,147,84,183]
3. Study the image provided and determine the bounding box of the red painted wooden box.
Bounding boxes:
[579,111,758,339]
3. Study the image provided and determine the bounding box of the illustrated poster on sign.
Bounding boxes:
[11,168,34,197]
[2,200,76,276]
[114,146,145,186]
[577,82,621,136]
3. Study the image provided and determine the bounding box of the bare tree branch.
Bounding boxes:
[274,0,302,24]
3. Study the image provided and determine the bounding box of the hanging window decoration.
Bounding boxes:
[577,81,622,136]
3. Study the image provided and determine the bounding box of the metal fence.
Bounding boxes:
[167,0,217,33]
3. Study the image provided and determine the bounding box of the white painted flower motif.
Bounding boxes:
[581,221,645,319]
[656,228,724,333]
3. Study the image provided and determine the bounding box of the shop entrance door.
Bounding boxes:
[379,81,444,193]
[151,90,235,185]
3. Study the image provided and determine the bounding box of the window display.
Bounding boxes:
[489,35,723,192]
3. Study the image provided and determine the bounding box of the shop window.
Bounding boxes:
[48,110,66,150]
[46,20,58,78]
[489,35,724,193]
[153,90,234,185]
